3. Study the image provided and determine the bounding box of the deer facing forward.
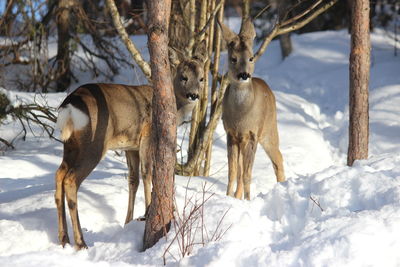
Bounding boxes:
[219,19,285,200]
[55,42,206,250]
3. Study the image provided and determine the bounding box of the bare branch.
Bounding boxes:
[278,0,338,35]
[280,0,323,27]
[254,0,338,61]
[105,0,151,81]
[254,4,271,20]
[0,137,15,150]
[195,1,224,40]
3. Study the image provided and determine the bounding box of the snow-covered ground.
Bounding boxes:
[1,26,400,266]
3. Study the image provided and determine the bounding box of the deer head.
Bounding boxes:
[219,19,256,83]
[169,40,207,113]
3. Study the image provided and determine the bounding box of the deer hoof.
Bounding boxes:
[75,242,88,250]
[59,234,70,247]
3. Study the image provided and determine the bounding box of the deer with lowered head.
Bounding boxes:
[54,41,206,250]
[218,19,285,200]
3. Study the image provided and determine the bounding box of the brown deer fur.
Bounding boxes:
[55,42,206,249]
[219,19,285,200]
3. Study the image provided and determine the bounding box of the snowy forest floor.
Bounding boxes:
[1,26,400,267]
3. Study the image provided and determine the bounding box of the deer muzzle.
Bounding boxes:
[186,93,199,101]
[237,72,251,82]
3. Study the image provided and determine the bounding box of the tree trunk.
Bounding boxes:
[347,0,370,166]
[0,0,16,36]
[279,33,292,59]
[143,0,175,250]
[56,0,74,92]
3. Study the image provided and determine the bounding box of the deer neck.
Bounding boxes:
[227,77,255,108]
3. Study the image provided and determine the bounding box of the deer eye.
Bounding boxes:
[231,57,237,64]
[180,76,188,82]
[249,57,254,62]
[199,77,204,82]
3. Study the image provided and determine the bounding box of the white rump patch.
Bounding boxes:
[56,104,89,131]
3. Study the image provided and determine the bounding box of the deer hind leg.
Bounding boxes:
[63,168,88,250]
[260,135,285,183]
[62,149,103,250]
[124,150,140,225]
[139,137,152,213]
[241,133,257,200]
[55,162,70,247]
[227,133,239,198]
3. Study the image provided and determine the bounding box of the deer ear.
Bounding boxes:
[239,18,256,40]
[169,47,182,68]
[217,19,238,44]
[192,39,207,63]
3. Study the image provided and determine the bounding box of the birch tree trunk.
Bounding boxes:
[347,0,370,166]
[143,0,175,250]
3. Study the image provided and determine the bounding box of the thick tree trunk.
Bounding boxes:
[143,0,175,250]
[347,0,370,166]
[56,0,74,92]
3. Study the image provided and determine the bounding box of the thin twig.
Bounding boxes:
[310,195,324,212]
[254,4,272,20]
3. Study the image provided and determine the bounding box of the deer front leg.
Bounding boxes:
[227,133,239,198]
[241,134,257,200]
[125,150,140,225]
[55,162,70,247]
[234,147,244,199]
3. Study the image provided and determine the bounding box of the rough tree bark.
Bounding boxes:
[56,0,75,92]
[143,0,175,250]
[347,0,370,166]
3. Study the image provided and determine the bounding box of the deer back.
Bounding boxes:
[58,83,153,151]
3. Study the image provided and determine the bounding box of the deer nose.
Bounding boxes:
[237,72,251,81]
[186,93,199,101]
